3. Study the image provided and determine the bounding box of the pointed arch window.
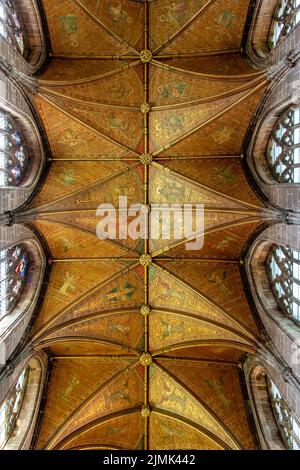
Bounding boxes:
[0,244,29,320]
[0,0,24,54]
[267,245,300,325]
[268,379,300,449]
[267,107,300,183]
[269,0,300,48]
[0,111,29,186]
[0,367,28,449]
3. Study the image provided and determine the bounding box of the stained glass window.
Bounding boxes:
[269,379,300,449]
[267,107,300,183]
[0,0,24,54]
[0,244,29,320]
[269,0,300,48]
[0,111,28,186]
[267,245,300,325]
[0,367,28,449]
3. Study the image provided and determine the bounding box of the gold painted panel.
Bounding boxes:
[32,220,129,259]
[33,97,132,159]
[164,90,264,156]
[162,221,262,259]
[40,59,132,82]
[149,165,249,208]
[150,365,239,449]
[41,0,129,55]
[56,412,143,450]
[161,159,263,207]
[160,0,251,54]
[149,414,223,450]
[51,365,144,449]
[44,312,144,351]
[79,0,144,48]
[149,88,253,151]
[159,261,259,334]
[48,341,139,357]
[149,265,252,337]
[36,358,132,449]
[30,161,130,208]
[166,54,261,76]
[40,65,144,107]
[158,360,255,449]
[34,260,127,330]
[149,312,252,353]
[150,64,257,107]
[42,97,144,150]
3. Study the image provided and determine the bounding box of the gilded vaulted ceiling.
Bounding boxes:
[24,0,276,450]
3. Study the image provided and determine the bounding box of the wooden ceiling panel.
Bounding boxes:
[163,88,265,156]
[149,0,210,51]
[33,96,133,159]
[40,59,133,82]
[157,261,258,334]
[149,87,259,152]
[149,211,262,255]
[29,161,131,208]
[42,0,131,55]
[150,361,240,449]
[27,0,268,450]
[48,341,140,358]
[33,215,141,255]
[160,221,262,259]
[158,0,251,54]
[39,64,144,107]
[34,266,144,337]
[149,165,255,208]
[32,220,129,259]
[77,0,144,50]
[36,357,134,449]
[40,97,144,151]
[159,159,263,207]
[32,260,130,332]
[150,62,261,107]
[30,163,143,210]
[149,264,254,339]
[149,312,253,355]
[47,364,144,450]
[156,360,255,449]
[164,53,261,76]
[161,347,245,362]
[149,413,224,450]
[54,412,144,450]
[39,312,144,352]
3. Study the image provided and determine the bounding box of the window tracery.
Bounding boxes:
[0,367,28,450]
[0,244,29,320]
[269,379,300,449]
[0,0,24,54]
[267,107,300,183]
[267,245,300,325]
[0,111,29,187]
[269,0,300,48]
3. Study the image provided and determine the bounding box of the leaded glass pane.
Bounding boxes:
[0,111,28,187]
[0,0,24,54]
[267,245,300,324]
[0,244,29,320]
[267,107,300,183]
[269,379,300,450]
[0,368,28,449]
[269,0,300,48]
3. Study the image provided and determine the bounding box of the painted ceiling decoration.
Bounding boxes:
[18,0,282,450]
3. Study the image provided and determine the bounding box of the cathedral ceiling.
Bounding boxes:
[26,0,274,450]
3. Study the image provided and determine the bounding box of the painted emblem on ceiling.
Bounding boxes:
[59,14,78,46]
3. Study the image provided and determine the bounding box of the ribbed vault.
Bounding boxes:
[25,0,276,450]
